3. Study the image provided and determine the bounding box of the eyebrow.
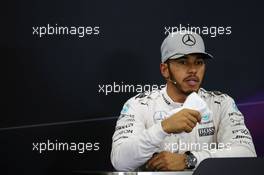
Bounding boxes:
[176,56,188,60]
[171,55,205,62]
[196,55,205,59]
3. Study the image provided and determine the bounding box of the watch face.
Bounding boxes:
[187,154,197,169]
[190,156,197,166]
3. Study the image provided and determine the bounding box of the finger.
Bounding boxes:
[145,155,154,170]
[187,109,201,122]
[150,157,165,171]
[147,153,161,168]
[186,114,198,125]
[184,123,193,133]
[146,152,159,169]
[152,152,159,158]
[185,117,196,128]
[160,166,169,171]
[155,161,166,171]
[196,113,202,122]
[186,109,200,117]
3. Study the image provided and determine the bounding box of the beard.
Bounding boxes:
[174,81,200,96]
[167,63,203,96]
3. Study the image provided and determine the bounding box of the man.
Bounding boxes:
[110,31,257,171]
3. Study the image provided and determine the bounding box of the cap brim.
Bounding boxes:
[170,52,213,60]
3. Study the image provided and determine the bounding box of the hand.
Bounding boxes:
[161,108,201,134]
[146,151,187,171]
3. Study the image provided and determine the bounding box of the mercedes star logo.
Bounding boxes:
[182,34,196,46]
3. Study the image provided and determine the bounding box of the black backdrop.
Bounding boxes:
[3,0,264,174]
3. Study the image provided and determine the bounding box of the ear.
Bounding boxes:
[160,63,169,79]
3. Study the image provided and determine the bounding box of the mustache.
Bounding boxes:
[183,75,200,82]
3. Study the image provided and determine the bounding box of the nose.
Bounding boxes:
[187,64,198,74]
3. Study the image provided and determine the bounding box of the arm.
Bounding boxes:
[191,96,257,166]
[111,95,202,171]
[110,99,169,171]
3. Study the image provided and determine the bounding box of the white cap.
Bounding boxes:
[161,31,213,63]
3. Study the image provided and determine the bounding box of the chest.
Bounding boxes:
[144,103,220,152]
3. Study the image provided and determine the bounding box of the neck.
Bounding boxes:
[166,82,188,103]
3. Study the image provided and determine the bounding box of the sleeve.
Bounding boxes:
[110,98,169,171]
[192,96,257,167]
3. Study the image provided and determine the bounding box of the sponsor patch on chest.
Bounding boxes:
[198,126,215,137]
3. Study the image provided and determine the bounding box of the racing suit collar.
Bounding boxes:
[161,85,205,108]
[161,85,183,108]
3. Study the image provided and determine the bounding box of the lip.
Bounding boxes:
[184,76,199,82]
[184,76,199,86]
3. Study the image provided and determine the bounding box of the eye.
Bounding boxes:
[178,60,187,65]
[196,59,205,65]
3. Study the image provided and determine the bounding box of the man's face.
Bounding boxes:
[163,53,206,95]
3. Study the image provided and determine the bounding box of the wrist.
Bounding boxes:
[161,119,171,134]
[182,153,188,169]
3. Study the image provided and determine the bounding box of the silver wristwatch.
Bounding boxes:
[185,151,197,169]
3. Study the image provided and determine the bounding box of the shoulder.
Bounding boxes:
[121,86,165,112]
[199,88,235,105]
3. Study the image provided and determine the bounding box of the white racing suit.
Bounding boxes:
[111,86,257,171]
